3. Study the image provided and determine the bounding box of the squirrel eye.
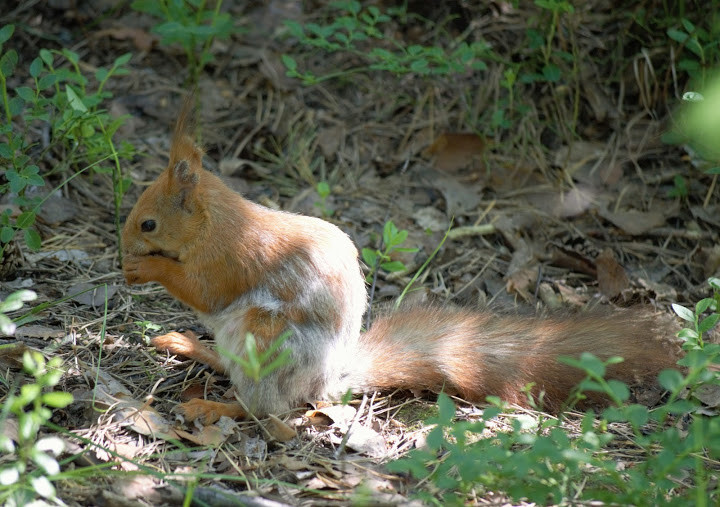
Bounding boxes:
[140,220,156,233]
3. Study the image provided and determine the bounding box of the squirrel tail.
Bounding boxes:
[352,307,681,412]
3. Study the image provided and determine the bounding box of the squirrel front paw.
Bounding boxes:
[123,254,163,285]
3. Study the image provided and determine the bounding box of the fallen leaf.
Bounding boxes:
[94,27,156,52]
[424,133,487,173]
[305,404,357,427]
[265,414,296,442]
[0,343,28,367]
[412,207,448,232]
[175,425,228,446]
[431,170,484,216]
[67,282,118,307]
[336,424,387,457]
[598,207,666,235]
[693,384,720,407]
[595,249,630,298]
[114,393,180,441]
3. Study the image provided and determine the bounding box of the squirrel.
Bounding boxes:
[121,97,681,422]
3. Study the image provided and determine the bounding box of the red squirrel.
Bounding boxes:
[121,98,681,421]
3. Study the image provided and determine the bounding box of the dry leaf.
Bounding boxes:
[430,170,484,216]
[693,384,720,407]
[175,423,230,446]
[180,384,209,402]
[598,207,666,235]
[114,393,180,441]
[67,282,118,307]
[95,27,156,52]
[265,414,296,442]
[0,343,28,367]
[595,249,630,298]
[305,404,357,426]
[424,133,487,173]
[338,424,387,457]
[551,247,597,277]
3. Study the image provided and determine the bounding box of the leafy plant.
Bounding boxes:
[0,289,36,335]
[131,0,237,84]
[282,1,489,85]
[667,17,720,89]
[0,24,134,259]
[314,181,333,218]
[0,351,74,506]
[362,221,418,282]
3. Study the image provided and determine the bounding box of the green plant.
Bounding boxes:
[0,289,36,335]
[361,221,418,282]
[667,17,720,89]
[131,0,237,84]
[0,351,74,506]
[0,24,133,259]
[314,181,333,218]
[282,1,489,85]
[134,320,162,344]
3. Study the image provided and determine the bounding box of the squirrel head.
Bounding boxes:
[122,95,208,260]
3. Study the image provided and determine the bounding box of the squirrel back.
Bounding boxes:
[122,98,681,416]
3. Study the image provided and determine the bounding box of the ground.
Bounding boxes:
[1,0,719,505]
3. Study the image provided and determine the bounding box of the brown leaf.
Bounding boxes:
[175,425,228,446]
[95,27,156,52]
[598,207,666,235]
[694,384,720,407]
[595,249,629,298]
[265,414,296,442]
[114,393,180,441]
[424,133,487,172]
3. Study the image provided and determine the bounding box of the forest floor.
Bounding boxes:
[1,1,719,505]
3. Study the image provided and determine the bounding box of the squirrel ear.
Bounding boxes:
[171,159,199,211]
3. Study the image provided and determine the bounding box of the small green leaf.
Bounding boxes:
[114,52,132,66]
[381,260,406,272]
[66,85,88,112]
[8,96,23,116]
[0,142,12,158]
[29,56,43,77]
[16,86,34,102]
[696,297,715,314]
[42,391,74,408]
[0,24,14,45]
[0,226,14,243]
[24,228,41,250]
[16,211,36,229]
[699,314,719,334]
[361,247,378,266]
[667,28,688,43]
[38,73,57,90]
[658,368,684,392]
[672,303,695,322]
[61,48,79,65]
[39,48,53,66]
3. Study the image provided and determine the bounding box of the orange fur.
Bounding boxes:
[122,97,682,419]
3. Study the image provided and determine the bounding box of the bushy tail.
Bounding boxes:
[357,307,681,412]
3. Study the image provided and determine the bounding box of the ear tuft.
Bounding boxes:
[169,91,204,167]
[173,160,199,186]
